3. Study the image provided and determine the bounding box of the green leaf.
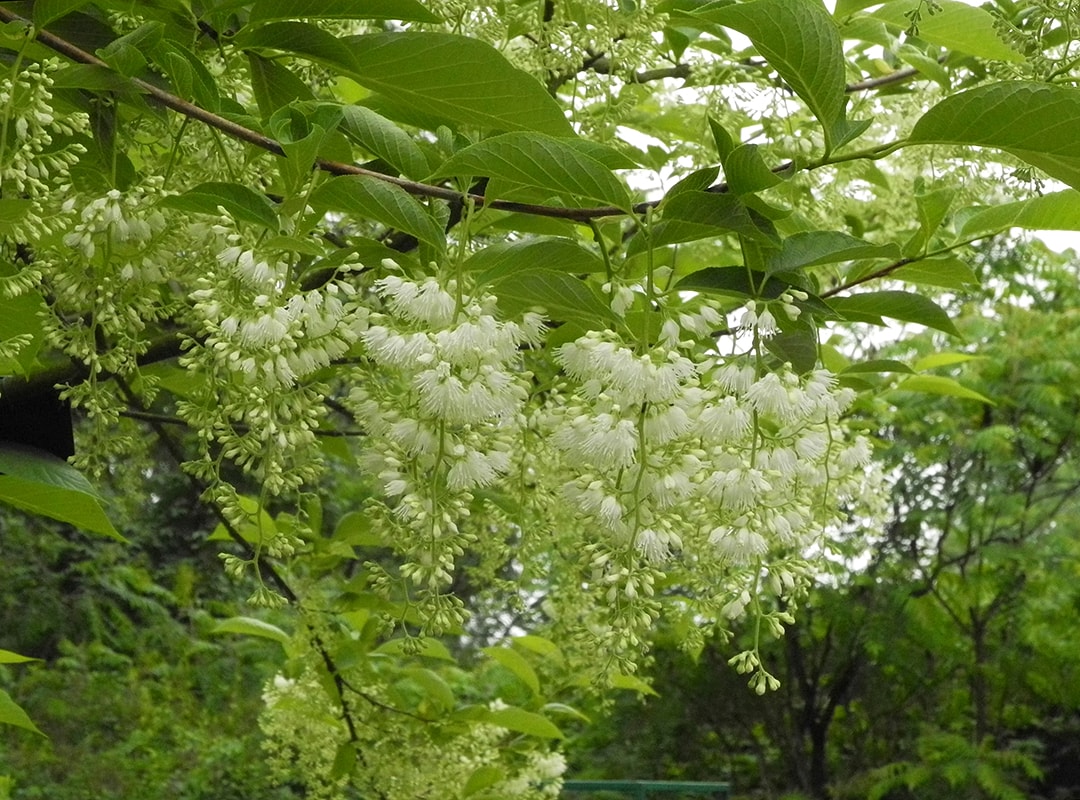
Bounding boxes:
[765,322,820,374]
[208,494,275,544]
[400,667,455,712]
[632,191,778,255]
[542,702,591,724]
[904,185,954,256]
[829,290,959,336]
[247,54,315,119]
[154,40,221,110]
[340,105,430,179]
[841,359,914,374]
[724,144,783,195]
[664,166,720,201]
[893,375,994,404]
[892,255,978,290]
[677,266,800,302]
[869,0,1024,62]
[464,765,506,797]
[957,190,1080,237]
[489,270,615,327]
[249,0,441,23]
[33,0,90,27]
[161,182,278,229]
[481,706,565,739]
[0,263,46,375]
[709,116,736,162]
[765,231,901,274]
[310,175,446,256]
[234,20,359,75]
[96,21,162,77]
[610,673,659,696]
[0,689,45,736]
[0,445,123,541]
[512,635,566,667]
[210,616,291,646]
[913,352,981,370]
[50,64,143,93]
[0,649,40,664]
[347,32,573,135]
[909,83,1080,191]
[696,0,849,150]
[333,509,385,547]
[483,646,541,695]
[468,238,605,285]
[432,132,631,210]
[330,740,358,780]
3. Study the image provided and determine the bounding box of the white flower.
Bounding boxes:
[715,362,755,395]
[636,528,671,562]
[710,517,769,564]
[698,396,752,443]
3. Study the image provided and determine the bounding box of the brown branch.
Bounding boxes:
[845,65,923,93]
[0,8,640,222]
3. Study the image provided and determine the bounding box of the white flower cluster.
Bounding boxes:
[182,230,368,496]
[539,323,875,660]
[0,58,88,223]
[347,269,545,605]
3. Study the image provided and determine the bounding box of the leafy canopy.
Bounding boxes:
[1,0,1078,795]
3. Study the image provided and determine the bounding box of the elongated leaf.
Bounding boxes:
[870,0,1023,62]
[310,175,446,254]
[766,231,900,274]
[765,323,820,374]
[0,445,123,540]
[905,186,954,256]
[234,20,359,73]
[909,82,1080,191]
[340,105,429,179]
[490,270,615,326]
[724,144,782,195]
[696,0,849,149]
[469,239,604,285]
[161,182,278,229]
[631,191,777,255]
[677,268,834,319]
[893,375,993,404]
[464,765,506,797]
[913,352,981,370]
[249,0,441,23]
[0,263,46,375]
[841,359,914,374]
[665,166,721,202]
[248,54,315,119]
[892,255,978,290]
[481,706,565,739]
[433,133,631,210]
[400,667,455,712]
[829,290,959,336]
[483,646,541,695]
[610,673,659,696]
[33,0,90,26]
[513,635,566,666]
[211,616,291,645]
[0,649,40,664]
[347,32,572,136]
[0,689,44,736]
[957,190,1080,237]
